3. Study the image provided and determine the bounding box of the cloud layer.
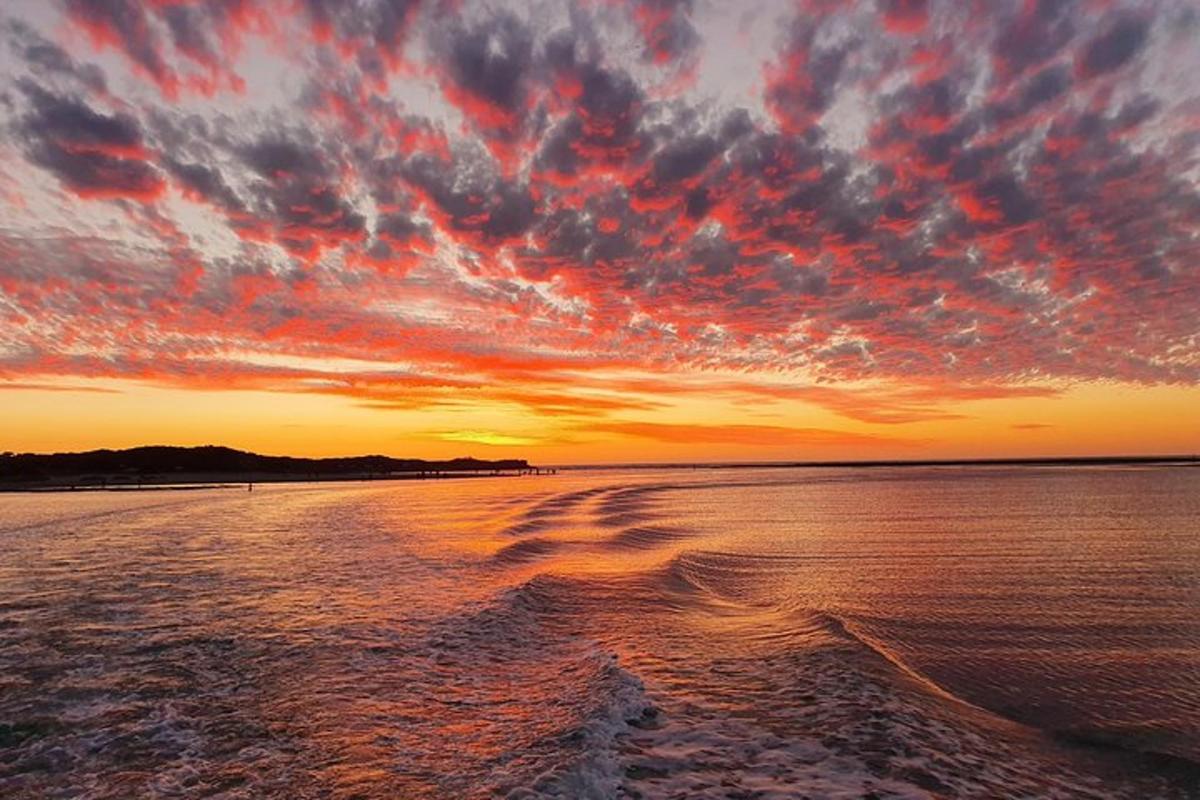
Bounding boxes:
[0,0,1197,442]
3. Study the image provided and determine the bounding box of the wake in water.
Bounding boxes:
[1,466,1197,798]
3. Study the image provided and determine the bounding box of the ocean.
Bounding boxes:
[1,464,1197,798]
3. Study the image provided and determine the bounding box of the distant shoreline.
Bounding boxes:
[0,471,525,494]
[0,445,548,493]
[3,451,1196,493]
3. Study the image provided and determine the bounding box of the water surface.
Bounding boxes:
[1,465,1197,798]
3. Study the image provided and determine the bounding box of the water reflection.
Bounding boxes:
[1,465,1197,798]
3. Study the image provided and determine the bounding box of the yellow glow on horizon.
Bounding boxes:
[438,430,544,447]
[1,376,1197,463]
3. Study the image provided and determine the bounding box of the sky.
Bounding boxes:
[0,0,1198,463]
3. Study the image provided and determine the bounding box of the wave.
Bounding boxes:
[816,611,1200,779]
[590,486,666,529]
[416,573,659,798]
[499,487,613,536]
[486,477,1200,797]
[497,652,651,800]
[500,517,558,537]
[439,541,1198,798]
[600,525,694,551]
[649,548,1200,796]
[490,537,563,565]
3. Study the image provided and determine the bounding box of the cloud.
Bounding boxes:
[14,82,165,200]
[590,421,920,448]
[1078,14,1150,77]
[628,0,699,64]
[0,0,1195,434]
[65,0,181,97]
[878,0,928,34]
[232,133,367,260]
[0,381,120,394]
[2,18,107,93]
[435,12,534,132]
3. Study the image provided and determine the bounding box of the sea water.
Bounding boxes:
[1,465,1197,798]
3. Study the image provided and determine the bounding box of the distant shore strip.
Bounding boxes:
[0,445,554,493]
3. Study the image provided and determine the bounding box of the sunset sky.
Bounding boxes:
[1,0,1198,463]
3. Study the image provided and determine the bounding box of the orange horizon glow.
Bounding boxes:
[3,376,1197,464]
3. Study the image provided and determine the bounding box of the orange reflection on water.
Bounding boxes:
[0,466,1197,798]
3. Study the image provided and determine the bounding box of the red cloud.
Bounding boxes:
[879,0,928,34]
[0,0,1195,430]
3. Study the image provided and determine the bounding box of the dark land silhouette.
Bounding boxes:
[0,445,541,491]
[2,446,1195,492]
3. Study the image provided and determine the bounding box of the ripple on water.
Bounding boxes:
[1,468,1198,799]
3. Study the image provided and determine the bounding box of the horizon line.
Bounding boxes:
[5,444,1199,470]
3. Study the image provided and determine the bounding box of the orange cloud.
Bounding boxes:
[589,421,921,448]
